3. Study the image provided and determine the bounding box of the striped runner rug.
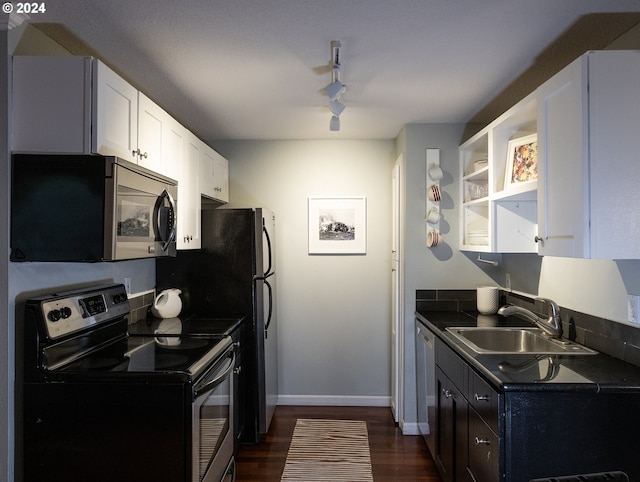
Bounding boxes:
[281,419,374,481]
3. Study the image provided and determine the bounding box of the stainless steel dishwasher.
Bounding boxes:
[415,317,436,457]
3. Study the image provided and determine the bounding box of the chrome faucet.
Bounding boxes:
[497,298,562,338]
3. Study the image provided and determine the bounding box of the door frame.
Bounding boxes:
[391,156,404,424]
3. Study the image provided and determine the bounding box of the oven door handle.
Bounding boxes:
[194,351,235,398]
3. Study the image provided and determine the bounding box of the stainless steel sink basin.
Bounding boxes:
[445,327,597,355]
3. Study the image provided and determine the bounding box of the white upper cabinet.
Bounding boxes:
[136,92,168,174]
[200,143,229,204]
[91,59,139,162]
[537,50,640,259]
[178,132,202,250]
[459,92,538,253]
[12,55,230,249]
[13,56,94,154]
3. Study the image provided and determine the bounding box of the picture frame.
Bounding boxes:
[308,197,367,254]
[504,133,538,189]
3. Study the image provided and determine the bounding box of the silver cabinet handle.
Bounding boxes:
[441,388,452,399]
[474,437,490,445]
[474,393,490,402]
[131,148,148,159]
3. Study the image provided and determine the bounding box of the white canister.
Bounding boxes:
[476,286,499,315]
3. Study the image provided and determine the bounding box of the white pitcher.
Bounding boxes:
[151,288,183,319]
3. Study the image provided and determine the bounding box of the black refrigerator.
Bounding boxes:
[156,208,277,442]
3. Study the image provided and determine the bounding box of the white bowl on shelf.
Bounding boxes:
[468,230,488,245]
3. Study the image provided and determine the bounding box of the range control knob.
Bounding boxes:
[47,309,61,322]
[113,293,128,304]
[60,307,72,319]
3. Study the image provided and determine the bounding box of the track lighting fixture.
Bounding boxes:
[324,40,345,131]
[324,79,345,101]
[329,99,345,116]
[329,115,340,131]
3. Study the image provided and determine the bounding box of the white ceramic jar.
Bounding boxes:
[476,286,500,315]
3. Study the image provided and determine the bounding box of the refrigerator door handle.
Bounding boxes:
[264,278,273,338]
[263,225,273,277]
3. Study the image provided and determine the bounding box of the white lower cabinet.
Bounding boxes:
[537,50,640,259]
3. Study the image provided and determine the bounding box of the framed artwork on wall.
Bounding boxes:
[308,197,367,254]
[504,133,538,189]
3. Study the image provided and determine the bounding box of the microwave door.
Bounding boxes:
[111,162,177,260]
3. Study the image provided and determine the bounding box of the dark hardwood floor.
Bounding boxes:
[234,405,442,481]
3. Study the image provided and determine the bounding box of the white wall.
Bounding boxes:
[213,140,395,405]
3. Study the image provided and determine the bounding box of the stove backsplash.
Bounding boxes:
[127,289,155,325]
[416,289,640,368]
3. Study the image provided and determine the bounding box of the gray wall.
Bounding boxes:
[395,124,500,428]
[213,139,396,405]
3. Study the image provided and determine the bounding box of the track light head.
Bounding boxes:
[324,80,345,101]
[329,115,340,131]
[329,99,345,116]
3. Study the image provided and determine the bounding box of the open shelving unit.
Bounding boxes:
[459,92,538,253]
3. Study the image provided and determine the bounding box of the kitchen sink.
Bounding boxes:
[445,327,597,355]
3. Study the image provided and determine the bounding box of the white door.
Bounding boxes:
[391,160,403,423]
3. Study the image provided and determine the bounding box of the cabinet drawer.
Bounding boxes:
[469,369,498,433]
[436,338,467,394]
[468,408,499,482]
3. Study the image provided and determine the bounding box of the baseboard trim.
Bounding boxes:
[277,395,391,407]
[400,421,420,435]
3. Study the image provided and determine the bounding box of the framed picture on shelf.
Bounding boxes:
[308,197,366,254]
[504,133,538,189]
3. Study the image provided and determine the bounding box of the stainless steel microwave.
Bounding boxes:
[11,154,177,262]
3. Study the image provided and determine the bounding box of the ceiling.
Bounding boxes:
[18,1,640,142]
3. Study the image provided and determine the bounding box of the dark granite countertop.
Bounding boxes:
[416,310,640,393]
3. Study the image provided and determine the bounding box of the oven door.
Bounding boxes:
[193,345,235,482]
[106,159,177,260]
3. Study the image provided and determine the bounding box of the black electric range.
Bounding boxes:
[20,283,236,482]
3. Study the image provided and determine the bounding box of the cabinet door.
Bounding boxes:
[177,132,202,250]
[213,154,229,203]
[92,60,138,162]
[137,93,167,173]
[13,56,92,154]
[435,368,471,482]
[201,144,229,203]
[536,55,589,258]
[588,51,640,258]
[468,408,499,482]
[435,369,455,482]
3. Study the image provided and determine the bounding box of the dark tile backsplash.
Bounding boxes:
[416,289,640,367]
